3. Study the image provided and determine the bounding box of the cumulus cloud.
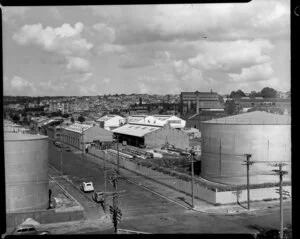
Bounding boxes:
[13,22,93,76]
[13,22,93,56]
[189,39,274,71]
[84,1,289,45]
[66,57,91,73]
[4,76,37,96]
[3,7,29,25]
[95,44,126,55]
[103,78,111,84]
[92,23,116,43]
[79,84,99,95]
[228,63,274,82]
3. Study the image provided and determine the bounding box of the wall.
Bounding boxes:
[5,137,49,213]
[61,129,82,149]
[84,126,113,143]
[201,123,291,185]
[145,124,189,149]
[6,206,84,229]
[215,186,291,204]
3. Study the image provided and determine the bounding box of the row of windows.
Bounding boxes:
[61,134,81,146]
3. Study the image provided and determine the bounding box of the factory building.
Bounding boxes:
[180,91,224,115]
[112,122,189,149]
[61,123,113,150]
[126,115,186,129]
[200,111,291,185]
[4,132,49,213]
[96,115,126,131]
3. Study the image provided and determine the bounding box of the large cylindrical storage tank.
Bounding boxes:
[200,111,291,185]
[5,133,49,213]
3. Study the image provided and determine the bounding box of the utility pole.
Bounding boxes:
[272,163,288,239]
[191,151,195,208]
[117,134,120,174]
[187,149,195,209]
[109,173,122,234]
[104,145,107,192]
[59,120,63,175]
[81,126,84,158]
[242,154,254,210]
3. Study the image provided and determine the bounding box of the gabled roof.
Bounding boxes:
[97,114,124,122]
[202,111,291,125]
[112,124,160,137]
[63,123,93,133]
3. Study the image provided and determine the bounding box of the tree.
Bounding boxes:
[229,89,246,98]
[261,87,277,98]
[225,100,237,115]
[249,91,261,98]
[78,115,85,123]
[62,113,70,118]
[12,114,20,123]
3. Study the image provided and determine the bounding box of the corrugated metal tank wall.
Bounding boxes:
[201,124,291,185]
[5,136,49,213]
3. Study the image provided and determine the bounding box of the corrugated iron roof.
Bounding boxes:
[63,123,93,133]
[202,111,291,125]
[112,124,160,137]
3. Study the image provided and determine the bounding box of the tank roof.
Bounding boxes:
[4,132,48,141]
[202,111,291,125]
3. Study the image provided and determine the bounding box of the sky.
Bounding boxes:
[3,1,290,96]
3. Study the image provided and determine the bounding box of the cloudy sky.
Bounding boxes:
[3,1,290,96]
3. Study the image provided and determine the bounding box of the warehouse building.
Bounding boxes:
[200,111,291,185]
[112,122,189,149]
[96,114,126,131]
[126,114,186,129]
[180,91,224,115]
[61,123,113,150]
[4,131,49,213]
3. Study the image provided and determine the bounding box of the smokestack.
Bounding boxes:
[196,91,199,114]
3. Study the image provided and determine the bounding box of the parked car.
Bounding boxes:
[92,192,104,203]
[65,146,71,152]
[80,182,94,193]
[12,224,50,235]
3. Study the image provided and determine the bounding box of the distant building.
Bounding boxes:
[96,115,126,131]
[233,98,291,114]
[180,91,224,115]
[112,122,189,149]
[61,123,113,150]
[126,114,186,129]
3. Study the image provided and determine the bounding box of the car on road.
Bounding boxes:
[65,146,71,152]
[80,182,94,193]
[12,224,50,235]
[92,191,104,203]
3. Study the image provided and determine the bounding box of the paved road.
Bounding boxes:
[48,141,186,221]
[48,141,291,234]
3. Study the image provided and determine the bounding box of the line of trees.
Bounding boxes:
[229,87,282,99]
